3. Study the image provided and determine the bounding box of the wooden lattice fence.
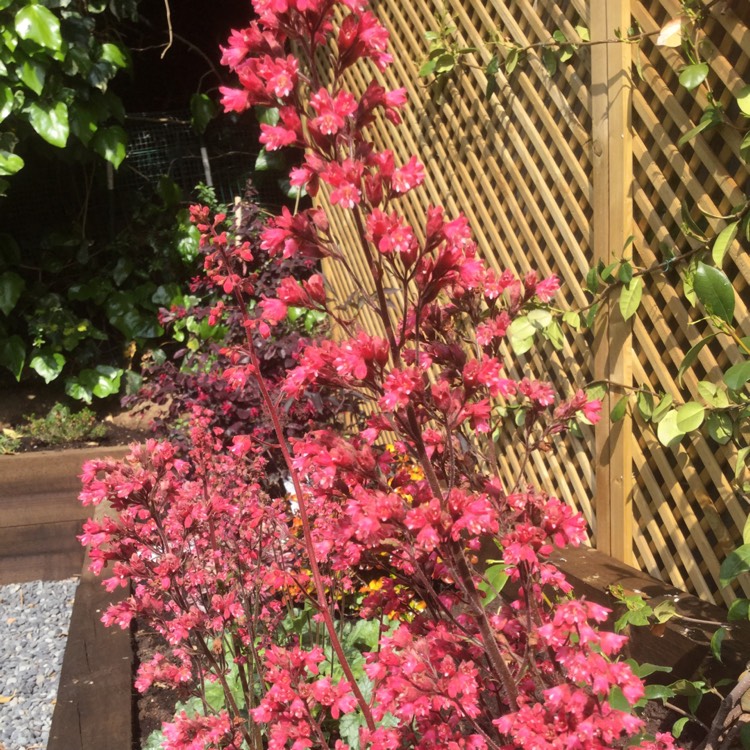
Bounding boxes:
[319,0,750,605]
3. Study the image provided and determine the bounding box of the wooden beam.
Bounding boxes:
[590,0,635,564]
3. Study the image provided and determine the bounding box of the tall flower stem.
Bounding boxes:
[218,244,377,733]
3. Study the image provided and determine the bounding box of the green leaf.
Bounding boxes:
[100,42,128,69]
[92,125,127,168]
[610,395,628,422]
[27,101,69,148]
[711,626,726,662]
[527,308,552,330]
[505,47,519,74]
[618,261,633,285]
[0,150,24,176]
[542,47,557,76]
[508,316,535,353]
[712,221,739,266]
[477,562,509,605]
[679,63,709,91]
[255,106,279,126]
[15,4,62,51]
[608,685,633,713]
[0,86,13,124]
[697,380,728,407]
[728,598,750,621]
[657,410,683,447]
[0,271,25,315]
[676,402,705,432]
[434,52,455,74]
[706,412,733,445]
[740,722,750,750]
[736,447,750,481]
[626,660,672,679]
[29,352,65,383]
[651,393,674,423]
[0,335,25,380]
[725,361,750,391]
[644,684,675,702]
[255,147,285,172]
[619,278,643,320]
[694,262,735,324]
[190,92,217,134]
[544,319,564,350]
[637,391,654,420]
[419,57,437,77]
[737,85,750,116]
[18,59,45,95]
[585,266,600,295]
[562,310,580,330]
[672,717,690,739]
[720,543,750,587]
[678,335,716,387]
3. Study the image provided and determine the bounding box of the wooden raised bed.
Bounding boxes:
[0,445,128,584]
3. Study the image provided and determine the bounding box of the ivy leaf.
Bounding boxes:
[693,262,735,324]
[720,543,750,587]
[679,63,709,91]
[92,125,127,167]
[29,352,65,383]
[725,361,750,391]
[619,278,643,321]
[0,86,13,124]
[18,59,45,95]
[15,4,62,51]
[712,221,739,266]
[0,150,24,176]
[100,42,128,69]
[27,101,69,148]
[0,271,25,315]
[0,335,26,380]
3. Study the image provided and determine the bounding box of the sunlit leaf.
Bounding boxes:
[679,63,709,91]
[15,4,62,50]
[27,101,69,148]
[694,262,735,324]
[720,543,750,587]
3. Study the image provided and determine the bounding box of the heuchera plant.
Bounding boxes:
[81,1,679,748]
[125,182,348,494]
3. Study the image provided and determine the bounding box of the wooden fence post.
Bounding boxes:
[590,0,635,565]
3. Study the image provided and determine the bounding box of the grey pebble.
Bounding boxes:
[0,577,78,750]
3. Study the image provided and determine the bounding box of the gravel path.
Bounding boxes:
[0,578,78,750]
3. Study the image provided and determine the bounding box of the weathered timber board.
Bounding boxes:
[552,545,750,683]
[48,499,133,750]
[0,446,129,584]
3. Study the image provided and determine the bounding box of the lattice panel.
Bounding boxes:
[319,0,750,604]
[627,0,750,604]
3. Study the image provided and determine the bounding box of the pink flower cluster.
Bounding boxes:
[81,0,678,748]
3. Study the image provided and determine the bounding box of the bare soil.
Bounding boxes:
[0,380,155,451]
